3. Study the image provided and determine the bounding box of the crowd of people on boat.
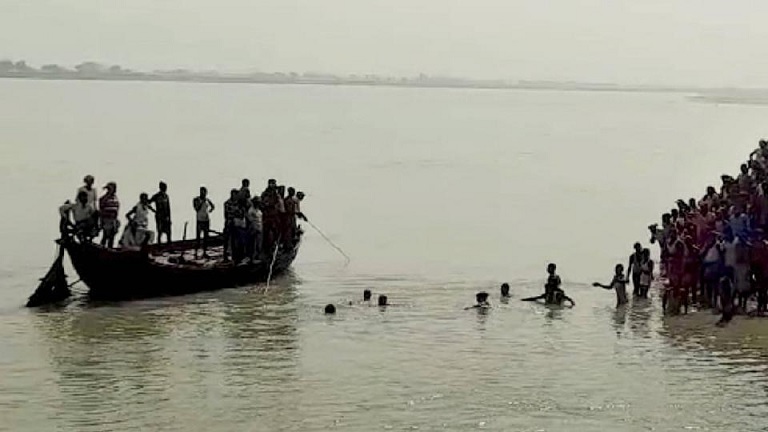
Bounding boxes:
[644,139,768,320]
[58,175,306,263]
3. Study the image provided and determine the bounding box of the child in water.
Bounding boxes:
[593,264,630,307]
[522,263,575,307]
[465,292,491,309]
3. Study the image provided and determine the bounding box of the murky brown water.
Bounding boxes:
[2,80,768,431]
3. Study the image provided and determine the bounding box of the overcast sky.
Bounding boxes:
[2,0,767,86]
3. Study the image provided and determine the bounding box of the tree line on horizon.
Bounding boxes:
[0,59,135,75]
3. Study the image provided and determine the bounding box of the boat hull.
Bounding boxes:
[63,236,300,301]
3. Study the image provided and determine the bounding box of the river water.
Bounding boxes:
[2,80,768,431]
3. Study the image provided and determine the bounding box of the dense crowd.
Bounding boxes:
[59,176,306,263]
[648,139,768,319]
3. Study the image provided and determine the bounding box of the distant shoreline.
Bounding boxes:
[4,71,768,104]
[0,70,703,94]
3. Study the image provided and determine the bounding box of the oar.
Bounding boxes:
[306,220,351,265]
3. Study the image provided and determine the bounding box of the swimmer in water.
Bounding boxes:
[364,289,372,302]
[378,295,388,307]
[324,304,336,314]
[501,283,511,298]
[593,264,629,308]
[522,263,575,306]
[465,291,490,309]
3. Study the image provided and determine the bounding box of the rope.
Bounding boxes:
[265,235,281,290]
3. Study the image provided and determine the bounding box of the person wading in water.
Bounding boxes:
[522,263,575,307]
[593,264,630,308]
[627,242,643,297]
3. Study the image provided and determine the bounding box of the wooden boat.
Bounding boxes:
[57,233,301,301]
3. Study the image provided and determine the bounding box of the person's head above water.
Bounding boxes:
[378,295,388,306]
[501,283,510,297]
[199,186,208,198]
[634,242,642,253]
[741,164,749,175]
[642,248,651,260]
[324,304,336,314]
[230,188,238,199]
[547,263,557,275]
[159,181,167,192]
[363,289,372,301]
[242,178,250,188]
[615,264,624,275]
[476,291,489,304]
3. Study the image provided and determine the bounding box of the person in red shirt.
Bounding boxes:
[99,182,120,248]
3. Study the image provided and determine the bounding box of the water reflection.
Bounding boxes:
[611,306,627,336]
[28,275,302,432]
[627,300,653,339]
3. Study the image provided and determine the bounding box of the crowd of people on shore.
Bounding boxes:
[58,175,306,263]
[645,139,768,320]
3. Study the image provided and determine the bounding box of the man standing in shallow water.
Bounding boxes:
[627,242,643,297]
[594,264,630,308]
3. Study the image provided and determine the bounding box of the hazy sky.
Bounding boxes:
[2,0,768,86]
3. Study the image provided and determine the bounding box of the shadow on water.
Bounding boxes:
[26,272,303,431]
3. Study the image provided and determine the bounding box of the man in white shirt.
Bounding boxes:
[247,198,263,261]
[193,186,215,258]
[77,175,98,210]
[119,220,155,250]
[60,190,98,241]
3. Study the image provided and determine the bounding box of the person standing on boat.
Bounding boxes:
[260,179,280,250]
[150,181,172,244]
[193,186,215,258]
[60,190,98,242]
[239,178,251,201]
[98,182,120,248]
[296,191,307,231]
[247,197,263,261]
[77,175,99,210]
[284,187,303,244]
[231,197,249,263]
[222,189,238,261]
[276,185,287,245]
[126,193,156,245]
